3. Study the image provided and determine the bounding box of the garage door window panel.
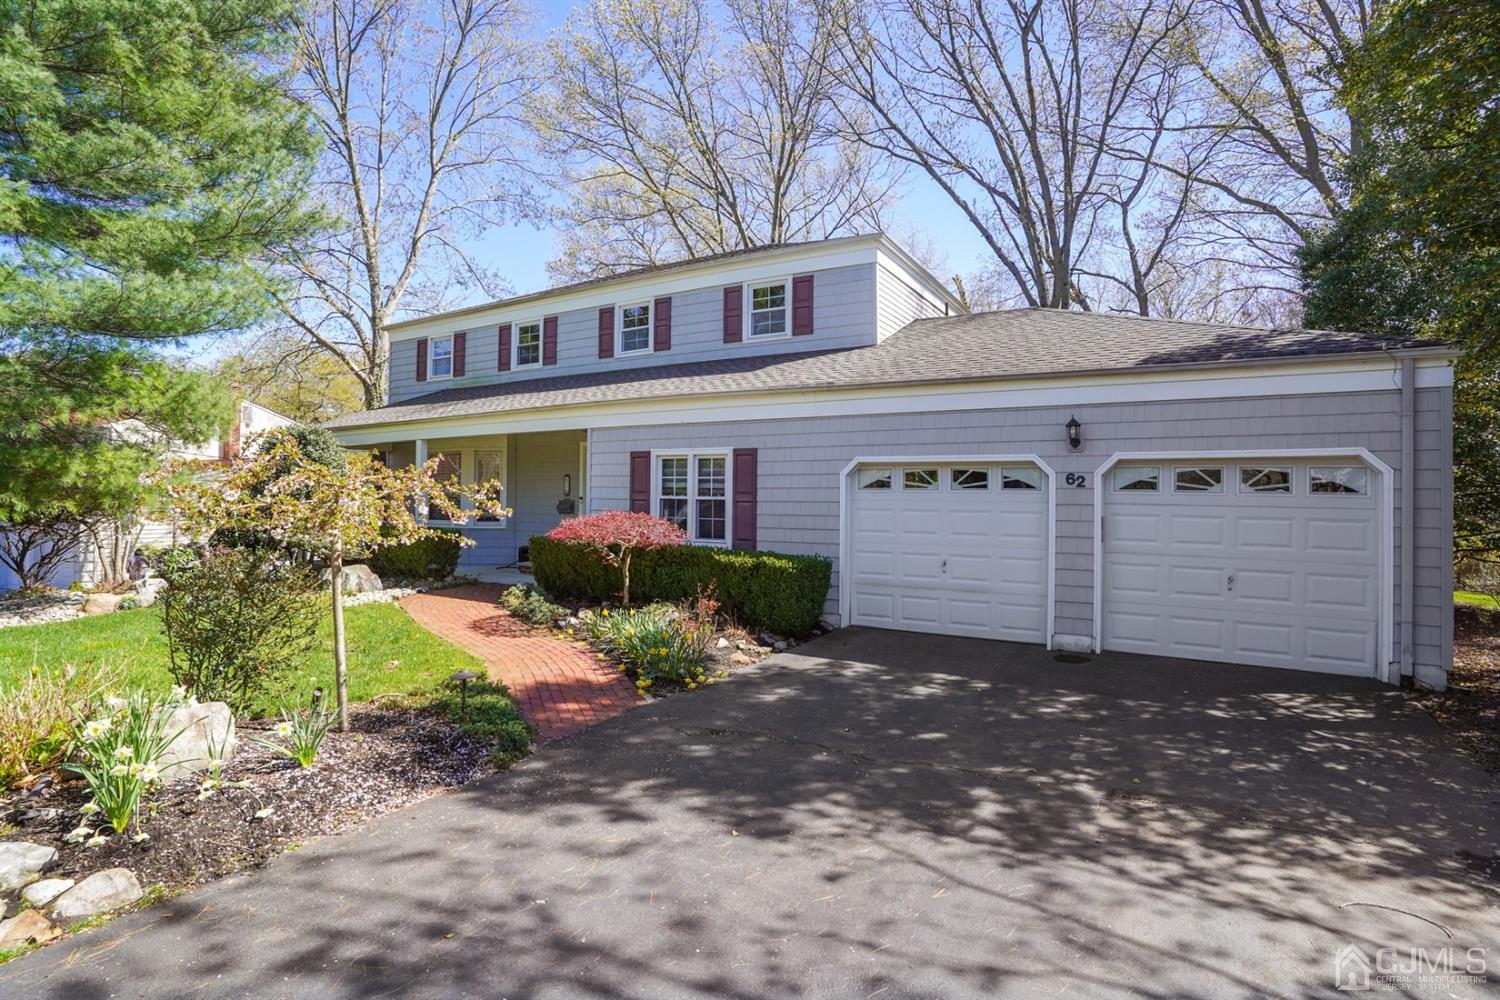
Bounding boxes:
[1174,467,1224,493]
[903,468,939,490]
[1240,467,1293,494]
[951,468,990,490]
[1310,466,1369,495]
[1002,467,1042,490]
[1113,467,1160,492]
[857,468,893,490]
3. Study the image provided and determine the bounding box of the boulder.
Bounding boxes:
[49,868,143,923]
[21,877,74,908]
[0,842,56,892]
[320,563,383,595]
[158,701,236,780]
[81,592,123,616]
[0,908,62,947]
[133,577,167,609]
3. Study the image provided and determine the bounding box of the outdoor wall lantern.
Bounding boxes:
[563,473,572,497]
[1066,416,1082,450]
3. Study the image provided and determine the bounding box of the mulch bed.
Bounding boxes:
[1409,605,1500,774]
[2,705,490,893]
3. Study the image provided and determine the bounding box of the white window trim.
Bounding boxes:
[512,318,544,371]
[1092,449,1393,680]
[616,300,655,356]
[743,276,792,341]
[651,448,733,546]
[427,335,454,381]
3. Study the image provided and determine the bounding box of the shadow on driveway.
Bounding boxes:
[3,628,1496,999]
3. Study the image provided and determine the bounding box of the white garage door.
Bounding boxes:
[1101,460,1380,676]
[848,462,1049,643]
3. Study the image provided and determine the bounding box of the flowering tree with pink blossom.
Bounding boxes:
[156,435,507,730]
[546,511,687,606]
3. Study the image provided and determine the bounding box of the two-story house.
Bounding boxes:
[322,234,1457,688]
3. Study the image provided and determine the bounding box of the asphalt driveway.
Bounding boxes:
[3,629,1497,999]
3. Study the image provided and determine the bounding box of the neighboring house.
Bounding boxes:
[322,234,1457,688]
[0,400,295,591]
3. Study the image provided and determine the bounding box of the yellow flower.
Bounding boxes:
[601,608,610,616]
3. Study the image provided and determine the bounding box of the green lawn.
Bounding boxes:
[0,601,484,715]
[1456,590,1500,609]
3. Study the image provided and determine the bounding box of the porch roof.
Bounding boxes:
[322,308,1447,431]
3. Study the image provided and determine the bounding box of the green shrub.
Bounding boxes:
[583,603,713,690]
[500,583,566,625]
[156,546,322,713]
[0,665,116,792]
[530,536,832,636]
[367,530,462,582]
[399,678,531,766]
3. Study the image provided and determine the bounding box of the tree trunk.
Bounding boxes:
[620,549,632,607]
[330,547,349,731]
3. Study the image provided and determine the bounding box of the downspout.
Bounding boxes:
[1400,357,1416,681]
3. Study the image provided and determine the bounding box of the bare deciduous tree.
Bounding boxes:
[1171,0,1371,281]
[534,0,900,281]
[276,0,534,409]
[820,0,1194,313]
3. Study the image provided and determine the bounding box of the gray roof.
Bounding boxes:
[323,309,1443,430]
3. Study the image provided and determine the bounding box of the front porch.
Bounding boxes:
[375,428,588,577]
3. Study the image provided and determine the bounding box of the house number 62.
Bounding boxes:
[1064,472,1088,488]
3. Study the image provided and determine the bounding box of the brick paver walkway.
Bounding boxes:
[400,584,640,743]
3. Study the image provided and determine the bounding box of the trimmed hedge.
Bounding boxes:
[529,535,832,637]
[367,530,462,582]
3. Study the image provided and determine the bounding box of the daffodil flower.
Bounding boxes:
[253,807,274,820]
[83,719,111,739]
[65,826,93,843]
[114,745,134,759]
[80,802,99,815]
[275,721,294,738]
[132,833,151,844]
[110,763,129,777]
[86,834,108,848]
[139,764,160,783]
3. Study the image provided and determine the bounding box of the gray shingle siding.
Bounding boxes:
[875,261,943,340]
[587,386,1452,685]
[388,263,877,404]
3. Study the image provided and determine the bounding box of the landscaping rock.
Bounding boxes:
[158,701,236,780]
[322,563,383,595]
[730,652,755,666]
[81,592,123,616]
[21,877,74,908]
[0,842,57,892]
[16,806,62,827]
[50,868,143,923]
[0,908,62,947]
[716,637,731,648]
[134,577,167,608]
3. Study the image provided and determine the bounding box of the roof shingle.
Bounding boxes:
[323,308,1442,430]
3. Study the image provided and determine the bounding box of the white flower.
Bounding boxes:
[139,764,160,783]
[196,789,215,801]
[109,763,129,777]
[113,745,134,760]
[86,833,108,848]
[80,802,99,815]
[65,825,93,843]
[169,684,188,703]
[82,719,111,739]
[274,722,293,738]
[128,761,144,776]
[253,807,274,820]
[132,833,151,844]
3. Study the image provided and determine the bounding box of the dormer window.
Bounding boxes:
[619,303,652,354]
[747,280,788,338]
[429,336,454,379]
[515,320,542,369]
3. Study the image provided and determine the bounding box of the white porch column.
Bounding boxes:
[413,438,429,523]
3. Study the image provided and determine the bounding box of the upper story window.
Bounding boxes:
[429,336,454,379]
[515,320,542,369]
[747,280,788,338]
[619,303,652,354]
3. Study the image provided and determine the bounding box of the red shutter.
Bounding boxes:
[792,274,814,336]
[723,286,743,343]
[497,324,510,371]
[653,296,672,352]
[732,448,757,550]
[598,307,614,358]
[629,451,651,513]
[543,316,558,365]
[415,338,428,382]
[453,331,466,377]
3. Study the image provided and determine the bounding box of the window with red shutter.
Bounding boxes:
[415,338,428,382]
[598,307,615,358]
[723,286,742,343]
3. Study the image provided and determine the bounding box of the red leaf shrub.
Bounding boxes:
[545,512,687,605]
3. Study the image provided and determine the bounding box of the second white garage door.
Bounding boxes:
[1101,460,1380,676]
[848,462,1049,643]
